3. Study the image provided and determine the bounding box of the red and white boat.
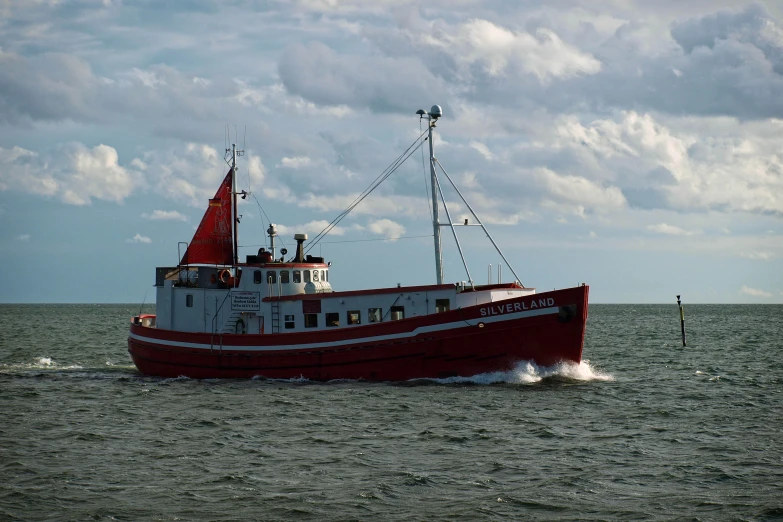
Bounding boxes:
[128,106,589,380]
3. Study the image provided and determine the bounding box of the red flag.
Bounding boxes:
[180,169,233,265]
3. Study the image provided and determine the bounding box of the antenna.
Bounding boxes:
[138,290,148,316]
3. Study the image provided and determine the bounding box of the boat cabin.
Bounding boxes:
[152,238,535,336]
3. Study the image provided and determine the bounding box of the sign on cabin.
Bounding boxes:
[231,291,261,311]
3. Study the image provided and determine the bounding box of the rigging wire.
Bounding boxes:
[249,192,287,252]
[434,158,524,287]
[303,127,430,254]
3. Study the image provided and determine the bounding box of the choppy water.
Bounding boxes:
[1,304,782,521]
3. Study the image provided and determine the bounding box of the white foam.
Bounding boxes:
[0,357,85,372]
[156,375,192,384]
[430,360,614,385]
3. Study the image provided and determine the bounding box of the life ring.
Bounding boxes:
[219,269,231,284]
[235,318,246,334]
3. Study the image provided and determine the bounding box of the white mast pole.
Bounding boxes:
[232,143,238,266]
[428,106,444,285]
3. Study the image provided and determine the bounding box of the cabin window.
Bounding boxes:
[284,314,295,329]
[293,270,301,283]
[325,312,339,327]
[390,306,405,321]
[313,270,320,282]
[253,270,262,284]
[436,299,450,313]
[325,270,329,282]
[185,294,194,307]
[280,271,290,284]
[347,310,361,325]
[321,270,326,282]
[304,270,311,283]
[304,314,318,328]
[368,308,382,323]
[266,271,276,284]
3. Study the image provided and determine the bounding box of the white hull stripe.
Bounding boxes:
[129,306,560,352]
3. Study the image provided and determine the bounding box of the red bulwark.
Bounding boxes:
[180,169,234,266]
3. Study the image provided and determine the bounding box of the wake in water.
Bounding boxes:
[2,357,612,386]
[249,360,614,385]
[0,356,84,371]
[428,360,614,385]
[0,356,139,379]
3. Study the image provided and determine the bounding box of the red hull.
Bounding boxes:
[128,286,588,381]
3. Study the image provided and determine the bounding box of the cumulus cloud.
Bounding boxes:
[740,285,772,297]
[425,19,602,83]
[135,143,265,207]
[534,168,626,217]
[142,210,188,222]
[0,143,140,205]
[15,234,30,242]
[368,218,406,238]
[126,234,151,244]
[553,111,783,215]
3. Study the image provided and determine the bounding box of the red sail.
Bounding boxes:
[180,169,234,265]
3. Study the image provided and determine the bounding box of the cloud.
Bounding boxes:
[740,285,772,298]
[534,168,627,217]
[553,111,783,215]
[15,234,30,242]
[740,251,773,261]
[276,220,346,237]
[671,3,783,75]
[0,52,99,123]
[0,49,245,126]
[126,233,151,244]
[278,156,312,169]
[368,218,406,238]
[278,41,448,114]
[0,143,140,205]
[469,142,495,161]
[424,19,602,83]
[142,210,188,222]
[136,143,264,207]
[646,223,696,236]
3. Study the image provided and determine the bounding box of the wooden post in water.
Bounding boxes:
[676,295,686,347]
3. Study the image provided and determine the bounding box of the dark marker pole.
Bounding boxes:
[676,295,686,347]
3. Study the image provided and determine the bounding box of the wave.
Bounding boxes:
[427,360,614,385]
[0,357,84,371]
[1,357,612,386]
[248,360,613,386]
[0,357,141,380]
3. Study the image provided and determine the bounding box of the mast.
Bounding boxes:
[226,142,245,266]
[427,105,444,285]
[231,143,238,265]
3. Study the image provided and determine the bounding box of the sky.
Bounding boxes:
[0,0,781,304]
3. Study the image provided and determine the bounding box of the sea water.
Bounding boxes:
[1,304,781,520]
